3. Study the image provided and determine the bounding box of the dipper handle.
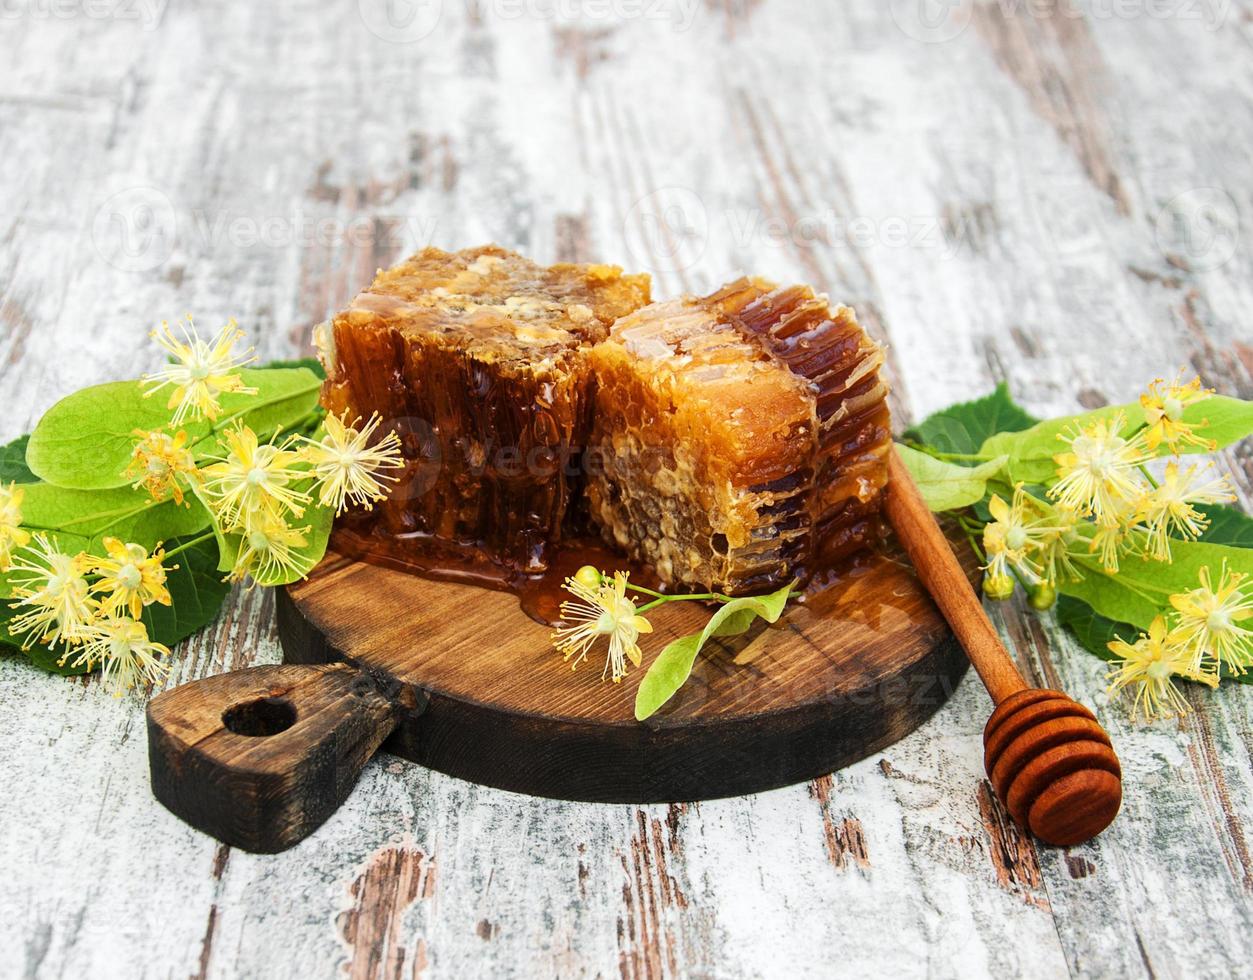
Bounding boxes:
[885,446,1122,847]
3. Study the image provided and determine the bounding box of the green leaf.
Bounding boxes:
[22,644,93,676]
[903,383,1038,456]
[0,598,90,673]
[635,582,794,721]
[141,534,230,646]
[980,404,1130,485]
[0,435,37,484]
[895,444,1008,512]
[258,357,327,380]
[204,367,323,451]
[25,367,322,490]
[977,394,1251,487]
[1188,395,1253,451]
[215,498,334,586]
[26,382,211,490]
[15,483,211,552]
[1059,530,1253,631]
[1055,595,1136,662]
[1194,503,1253,547]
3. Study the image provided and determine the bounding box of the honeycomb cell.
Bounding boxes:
[584,278,891,594]
[321,245,651,571]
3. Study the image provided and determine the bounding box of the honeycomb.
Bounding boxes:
[320,245,651,571]
[584,278,891,594]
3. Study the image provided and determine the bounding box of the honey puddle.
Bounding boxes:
[331,523,919,631]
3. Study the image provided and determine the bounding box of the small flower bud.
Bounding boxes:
[984,571,1015,601]
[573,565,602,590]
[1029,583,1057,611]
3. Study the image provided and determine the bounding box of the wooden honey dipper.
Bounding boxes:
[884,447,1123,847]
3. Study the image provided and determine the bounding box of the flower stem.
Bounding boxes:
[163,530,217,560]
[186,380,323,451]
[57,500,153,530]
[622,581,667,599]
[636,592,728,614]
[929,450,995,463]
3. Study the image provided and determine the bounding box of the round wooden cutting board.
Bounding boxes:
[273,540,973,804]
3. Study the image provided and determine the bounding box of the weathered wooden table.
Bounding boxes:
[2,2,1250,977]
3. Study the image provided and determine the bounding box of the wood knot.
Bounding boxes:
[983,689,1122,847]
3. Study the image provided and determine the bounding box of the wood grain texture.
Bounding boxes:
[269,544,967,812]
[886,449,1122,845]
[1,1,1251,977]
[148,663,402,853]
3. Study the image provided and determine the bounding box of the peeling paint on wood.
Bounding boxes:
[338,847,434,980]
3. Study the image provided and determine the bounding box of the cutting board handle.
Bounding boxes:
[147,663,404,853]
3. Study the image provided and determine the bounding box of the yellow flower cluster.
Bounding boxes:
[126,429,198,505]
[6,534,173,696]
[4,316,411,693]
[1048,379,1232,572]
[551,567,653,683]
[0,482,31,572]
[142,315,256,424]
[197,414,405,584]
[199,423,314,583]
[984,376,1234,596]
[128,315,406,584]
[982,485,1078,600]
[1107,563,1252,720]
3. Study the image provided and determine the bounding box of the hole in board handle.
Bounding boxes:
[222,697,297,737]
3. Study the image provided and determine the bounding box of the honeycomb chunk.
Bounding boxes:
[321,245,650,571]
[585,278,891,594]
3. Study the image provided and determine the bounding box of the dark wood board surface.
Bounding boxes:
[272,542,972,805]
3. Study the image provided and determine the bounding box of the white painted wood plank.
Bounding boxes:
[1,2,1250,978]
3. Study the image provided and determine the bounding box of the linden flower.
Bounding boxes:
[200,424,311,530]
[229,516,314,584]
[1138,462,1234,562]
[63,617,170,696]
[143,314,256,424]
[0,481,31,572]
[126,429,198,505]
[1051,411,1152,526]
[300,413,404,515]
[551,571,654,683]
[1035,503,1083,586]
[1107,616,1212,722]
[1170,563,1253,677]
[6,535,94,649]
[982,485,1059,585]
[1140,373,1215,453]
[87,537,173,620]
[1089,511,1137,574]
